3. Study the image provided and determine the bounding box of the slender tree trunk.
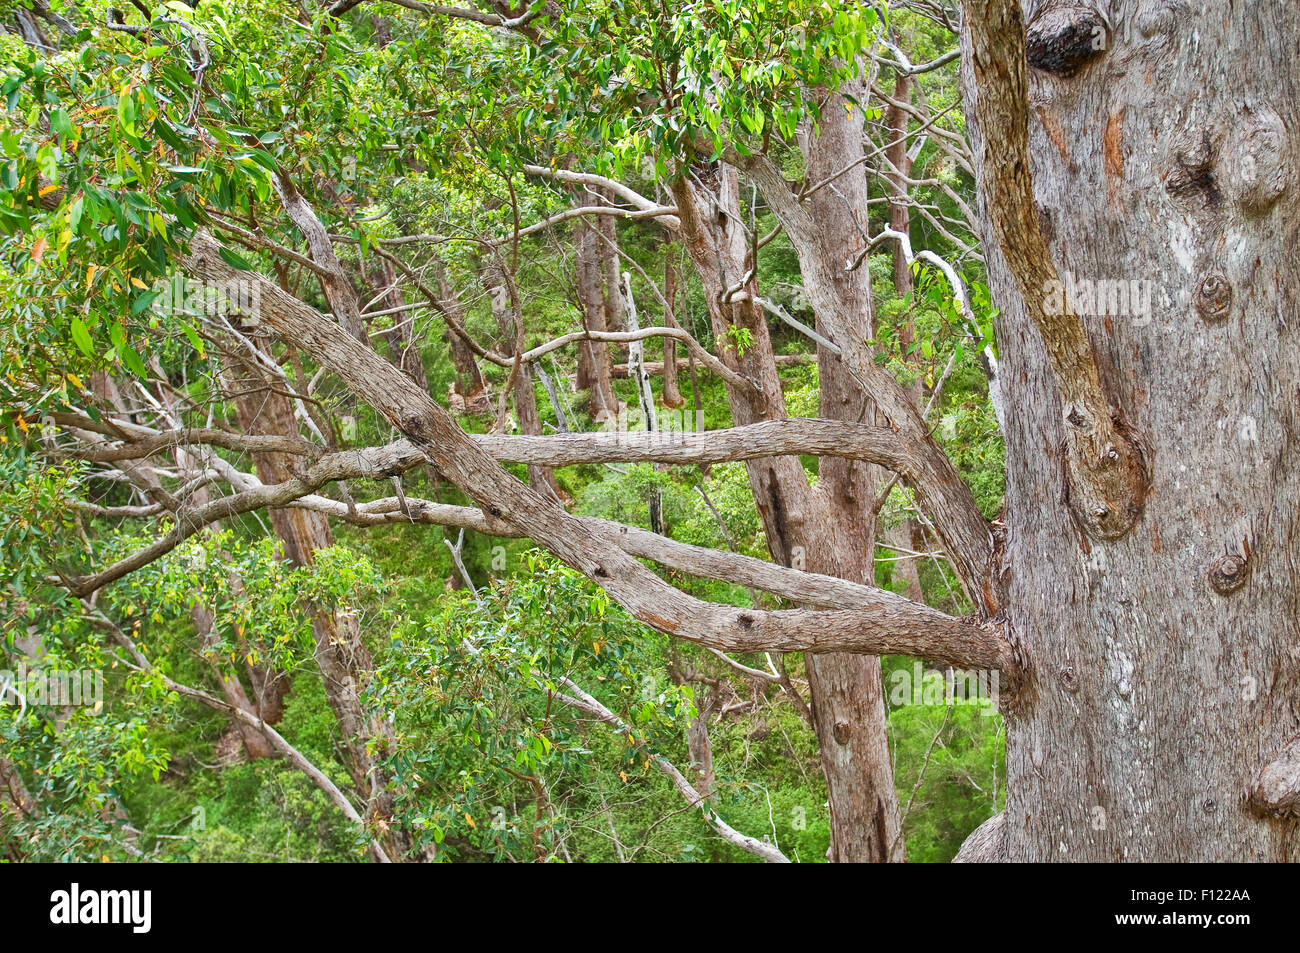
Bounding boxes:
[798,78,905,863]
[574,221,619,422]
[661,246,687,409]
[370,258,430,394]
[671,155,902,861]
[433,261,490,414]
[962,0,1300,860]
[598,210,627,332]
[483,263,564,502]
[191,602,277,759]
[224,350,407,856]
[884,73,927,606]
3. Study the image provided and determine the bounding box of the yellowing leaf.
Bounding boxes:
[464,813,475,829]
[86,264,100,288]
[38,184,59,197]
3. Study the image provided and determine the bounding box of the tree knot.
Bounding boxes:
[1026,4,1108,77]
[1063,417,1148,541]
[1208,552,1249,595]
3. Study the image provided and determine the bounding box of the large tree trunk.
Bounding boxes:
[964,0,1300,860]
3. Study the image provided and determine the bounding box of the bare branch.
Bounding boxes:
[177,231,1016,671]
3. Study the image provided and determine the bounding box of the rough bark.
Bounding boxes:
[574,221,619,422]
[963,0,1147,542]
[272,171,367,343]
[961,0,1300,860]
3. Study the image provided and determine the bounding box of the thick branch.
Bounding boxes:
[175,230,1015,671]
[522,164,681,230]
[961,0,1146,540]
[477,418,915,469]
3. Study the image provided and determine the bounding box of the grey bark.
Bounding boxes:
[961,0,1300,860]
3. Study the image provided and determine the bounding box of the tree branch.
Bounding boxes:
[173,230,1017,672]
[961,0,1146,540]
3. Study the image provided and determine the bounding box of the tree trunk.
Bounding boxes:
[598,210,627,332]
[434,260,490,414]
[963,0,1300,861]
[671,154,902,861]
[191,602,277,760]
[883,73,927,607]
[370,258,430,394]
[798,78,905,864]
[483,264,564,502]
[661,247,687,409]
[574,221,619,422]
[224,350,407,855]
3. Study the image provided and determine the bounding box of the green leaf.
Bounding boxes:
[70,317,94,357]
[50,108,73,137]
[120,343,148,378]
[180,321,205,357]
[218,247,254,270]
